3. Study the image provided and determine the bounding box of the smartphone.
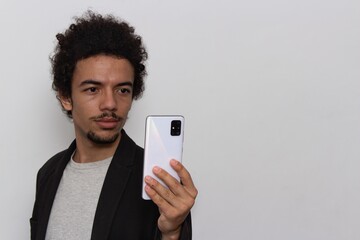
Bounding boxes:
[142,115,185,200]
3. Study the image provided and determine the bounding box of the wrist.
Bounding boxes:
[161,226,181,240]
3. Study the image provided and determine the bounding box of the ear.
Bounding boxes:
[58,94,73,111]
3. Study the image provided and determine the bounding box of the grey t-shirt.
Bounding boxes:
[45,155,112,240]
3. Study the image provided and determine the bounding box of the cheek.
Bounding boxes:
[121,100,133,113]
[71,100,94,119]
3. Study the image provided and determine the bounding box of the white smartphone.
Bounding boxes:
[142,115,185,200]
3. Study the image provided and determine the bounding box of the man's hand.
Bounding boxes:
[144,159,198,240]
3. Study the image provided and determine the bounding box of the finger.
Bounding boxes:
[152,166,187,197]
[170,160,198,198]
[144,175,177,205]
[146,182,189,233]
[144,182,172,210]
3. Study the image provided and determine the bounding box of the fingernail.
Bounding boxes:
[153,166,161,173]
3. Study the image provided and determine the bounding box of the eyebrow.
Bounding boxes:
[79,79,133,88]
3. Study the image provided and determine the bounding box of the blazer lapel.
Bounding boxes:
[91,130,137,240]
[37,141,76,240]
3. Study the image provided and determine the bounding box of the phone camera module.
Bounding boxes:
[170,120,181,136]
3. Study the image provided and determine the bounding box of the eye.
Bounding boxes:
[117,87,131,94]
[85,87,98,94]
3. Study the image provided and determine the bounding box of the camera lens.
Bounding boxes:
[170,120,181,136]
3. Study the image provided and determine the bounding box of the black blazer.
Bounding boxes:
[30,130,191,240]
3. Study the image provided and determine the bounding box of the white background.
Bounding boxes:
[1,0,360,239]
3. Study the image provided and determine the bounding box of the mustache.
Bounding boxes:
[90,112,123,121]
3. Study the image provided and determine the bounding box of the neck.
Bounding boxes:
[73,133,121,163]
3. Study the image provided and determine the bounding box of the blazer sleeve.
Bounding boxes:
[29,148,69,240]
[30,170,41,240]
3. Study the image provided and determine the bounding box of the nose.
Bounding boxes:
[99,90,117,111]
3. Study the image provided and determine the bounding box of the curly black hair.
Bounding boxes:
[51,11,147,118]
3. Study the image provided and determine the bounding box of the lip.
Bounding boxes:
[95,118,119,129]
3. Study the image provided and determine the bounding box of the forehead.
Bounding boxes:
[72,55,134,85]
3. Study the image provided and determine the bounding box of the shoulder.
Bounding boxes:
[39,150,67,174]
[36,149,67,183]
[36,141,76,184]
[134,144,144,158]
[127,136,144,166]
[115,130,144,166]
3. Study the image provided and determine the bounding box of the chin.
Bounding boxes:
[87,131,120,145]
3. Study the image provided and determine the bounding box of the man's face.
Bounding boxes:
[60,54,134,145]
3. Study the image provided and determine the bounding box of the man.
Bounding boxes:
[30,11,197,240]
